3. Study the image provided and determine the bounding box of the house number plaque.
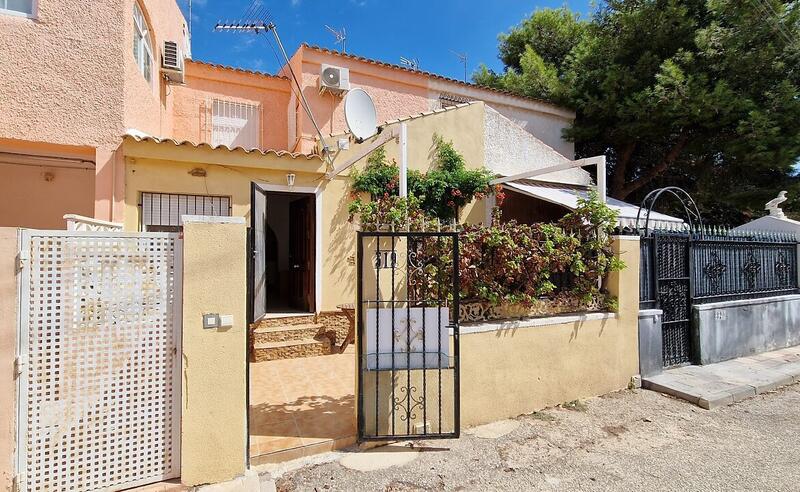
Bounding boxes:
[374,250,398,269]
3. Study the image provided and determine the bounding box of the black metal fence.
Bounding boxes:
[639,227,799,366]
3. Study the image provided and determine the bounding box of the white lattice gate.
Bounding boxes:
[16,231,182,492]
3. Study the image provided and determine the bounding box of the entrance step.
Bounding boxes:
[256,315,316,329]
[253,337,332,362]
[253,323,325,344]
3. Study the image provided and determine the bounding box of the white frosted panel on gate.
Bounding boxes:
[365,307,449,370]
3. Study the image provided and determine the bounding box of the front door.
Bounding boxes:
[288,196,315,312]
[250,182,268,321]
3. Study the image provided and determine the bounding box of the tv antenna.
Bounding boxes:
[325,25,347,53]
[215,6,332,160]
[399,56,420,71]
[450,50,468,82]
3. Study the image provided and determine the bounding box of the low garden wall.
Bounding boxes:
[693,294,800,365]
[458,236,640,427]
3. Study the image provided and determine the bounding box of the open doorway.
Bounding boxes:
[251,184,317,320]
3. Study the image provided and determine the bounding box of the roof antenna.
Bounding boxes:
[399,56,420,71]
[215,10,331,161]
[325,25,347,53]
[450,50,468,82]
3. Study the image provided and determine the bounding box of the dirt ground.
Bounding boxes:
[272,383,800,491]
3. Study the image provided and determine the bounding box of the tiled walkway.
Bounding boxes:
[643,346,800,409]
[249,347,357,464]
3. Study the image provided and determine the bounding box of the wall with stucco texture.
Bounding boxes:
[170,62,291,151]
[0,0,125,147]
[0,228,17,492]
[181,218,247,486]
[458,236,640,426]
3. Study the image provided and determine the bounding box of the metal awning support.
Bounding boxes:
[325,129,398,180]
[489,155,607,203]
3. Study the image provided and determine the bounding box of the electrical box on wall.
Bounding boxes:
[202,313,234,329]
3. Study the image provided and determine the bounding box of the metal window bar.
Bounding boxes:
[208,98,262,150]
[140,192,231,229]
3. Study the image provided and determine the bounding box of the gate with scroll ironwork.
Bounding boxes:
[641,228,799,367]
[16,230,182,492]
[357,231,460,441]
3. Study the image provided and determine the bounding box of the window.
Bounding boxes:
[211,99,261,150]
[1,0,35,17]
[140,192,231,232]
[133,2,153,85]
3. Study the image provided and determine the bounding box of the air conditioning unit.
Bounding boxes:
[319,64,350,94]
[161,40,185,84]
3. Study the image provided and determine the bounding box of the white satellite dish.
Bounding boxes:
[344,88,378,141]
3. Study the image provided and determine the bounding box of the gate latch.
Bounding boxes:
[14,355,27,378]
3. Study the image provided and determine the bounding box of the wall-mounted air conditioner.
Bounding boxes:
[161,40,185,84]
[319,64,350,95]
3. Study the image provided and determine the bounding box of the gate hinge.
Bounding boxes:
[16,248,29,273]
[13,473,26,492]
[14,355,27,378]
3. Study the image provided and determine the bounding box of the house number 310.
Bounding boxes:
[374,250,398,269]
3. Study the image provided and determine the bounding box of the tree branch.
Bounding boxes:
[619,134,689,199]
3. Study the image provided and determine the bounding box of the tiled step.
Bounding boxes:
[253,323,325,344]
[255,315,316,329]
[253,337,332,362]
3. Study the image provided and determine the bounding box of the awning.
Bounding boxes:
[503,180,684,230]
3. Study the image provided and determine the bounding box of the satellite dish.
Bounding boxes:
[344,88,378,141]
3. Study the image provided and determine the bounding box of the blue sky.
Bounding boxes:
[178,1,592,80]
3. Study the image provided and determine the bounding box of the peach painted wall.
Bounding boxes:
[169,61,292,151]
[289,46,435,154]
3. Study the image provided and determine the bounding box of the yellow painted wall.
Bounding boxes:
[458,236,641,426]
[123,102,488,312]
[180,218,248,486]
[0,228,17,491]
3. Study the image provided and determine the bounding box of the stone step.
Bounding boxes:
[252,323,325,344]
[253,337,332,362]
[255,315,316,329]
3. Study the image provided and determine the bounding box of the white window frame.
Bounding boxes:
[133,1,154,86]
[0,0,37,18]
[210,98,262,150]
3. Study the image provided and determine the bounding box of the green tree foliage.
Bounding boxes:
[475,1,800,223]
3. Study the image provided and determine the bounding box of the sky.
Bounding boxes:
[178,0,593,80]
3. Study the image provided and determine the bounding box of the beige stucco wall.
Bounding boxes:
[181,218,248,486]
[459,236,640,426]
[0,228,17,492]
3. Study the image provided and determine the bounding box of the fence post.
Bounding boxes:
[180,216,248,486]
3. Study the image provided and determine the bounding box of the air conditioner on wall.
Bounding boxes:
[161,40,185,84]
[319,64,350,95]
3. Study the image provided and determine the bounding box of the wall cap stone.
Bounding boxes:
[611,235,640,242]
[458,311,617,335]
[693,294,800,312]
[182,215,246,225]
[639,309,663,317]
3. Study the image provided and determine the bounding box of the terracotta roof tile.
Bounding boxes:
[187,59,289,80]
[123,131,321,160]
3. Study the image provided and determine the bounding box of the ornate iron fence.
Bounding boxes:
[639,227,799,366]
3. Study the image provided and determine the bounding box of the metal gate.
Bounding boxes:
[652,232,693,367]
[16,230,182,492]
[357,231,460,441]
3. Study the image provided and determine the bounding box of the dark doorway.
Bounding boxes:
[263,190,315,314]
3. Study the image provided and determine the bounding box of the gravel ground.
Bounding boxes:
[273,383,800,491]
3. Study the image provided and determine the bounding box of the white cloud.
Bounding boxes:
[291,0,301,6]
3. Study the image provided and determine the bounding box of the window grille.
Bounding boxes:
[211,99,262,150]
[140,192,231,231]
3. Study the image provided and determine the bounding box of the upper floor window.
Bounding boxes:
[211,99,262,150]
[133,2,153,85]
[1,0,35,17]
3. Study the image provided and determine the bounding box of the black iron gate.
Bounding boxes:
[652,232,693,367]
[357,231,460,441]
